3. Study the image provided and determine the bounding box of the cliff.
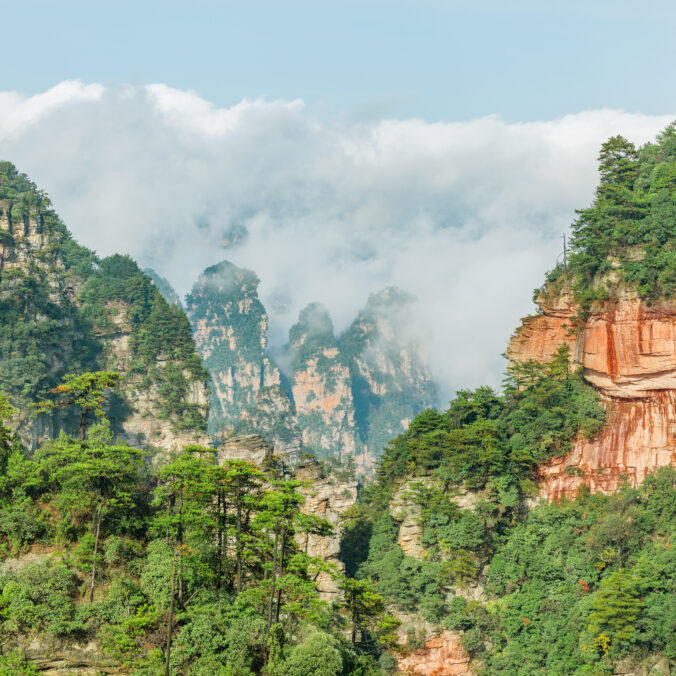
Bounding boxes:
[341,288,437,469]
[0,163,209,454]
[508,286,676,499]
[187,260,436,470]
[186,261,301,458]
[287,303,362,464]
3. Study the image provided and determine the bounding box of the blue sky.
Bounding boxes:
[3,0,676,122]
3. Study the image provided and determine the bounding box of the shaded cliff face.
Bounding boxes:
[508,288,676,499]
[0,163,209,453]
[186,261,301,457]
[342,288,437,465]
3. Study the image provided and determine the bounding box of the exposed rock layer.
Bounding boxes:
[508,289,676,499]
[396,631,471,676]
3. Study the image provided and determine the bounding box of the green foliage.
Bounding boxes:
[544,122,676,305]
[368,346,604,501]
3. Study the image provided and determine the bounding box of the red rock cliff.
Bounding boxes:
[508,289,676,500]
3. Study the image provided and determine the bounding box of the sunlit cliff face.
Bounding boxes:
[508,289,676,500]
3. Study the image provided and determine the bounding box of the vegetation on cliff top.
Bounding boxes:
[543,122,676,306]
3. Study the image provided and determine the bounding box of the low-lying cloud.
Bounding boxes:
[0,81,672,402]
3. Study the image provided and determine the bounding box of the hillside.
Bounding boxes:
[0,161,208,455]
[0,125,674,676]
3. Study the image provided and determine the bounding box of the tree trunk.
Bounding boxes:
[88,502,103,603]
[266,527,280,636]
[79,408,88,440]
[236,495,243,592]
[165,549,177,676]
[177,493,183,608]
[274,527,287,624]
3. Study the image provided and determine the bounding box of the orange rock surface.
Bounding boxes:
[397,631,470,676]
[508,290,676,500]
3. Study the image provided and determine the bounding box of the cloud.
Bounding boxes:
[0,81,672,402]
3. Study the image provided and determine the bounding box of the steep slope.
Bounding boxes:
[187,260,436,469]
[286,303,362,463]
[0,162,208,452]
[508,127,676,499]
[341,287,437,466]
[185,261,301,457]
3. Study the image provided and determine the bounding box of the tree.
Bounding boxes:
[341,577,388,646]
[152,451,216,674]
[36,428,143,602]
[37,371,120,440]
[587,570,643,653]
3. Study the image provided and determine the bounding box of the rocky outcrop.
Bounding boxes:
[341,288,437,470]
[186,261,301,456]
[396,631,471,676]
[219,433,274,466]
[188,260,436,470]
[288,304,362,463]
[508,286,676,499]
[2,635,124,674]
[294,460,358,600]
[96,303,210,458]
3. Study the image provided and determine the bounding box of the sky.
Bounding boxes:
[0,1,675,402]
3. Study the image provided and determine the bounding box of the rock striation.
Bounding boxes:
[186,261,302,458]
[508,286,676,499]
[396,631,471,676]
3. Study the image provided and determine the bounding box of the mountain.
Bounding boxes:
[186,263,436,471]
[185,260,302,458]
[0,161,208,454]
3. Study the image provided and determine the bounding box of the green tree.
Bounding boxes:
[36,430,143,602]
[587,570,643,653]
[37,371,120,440]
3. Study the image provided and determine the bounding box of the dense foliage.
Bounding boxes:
[0,410,395,674]
[0,163,207,437]
[542,122,676,306]
[340,346,675,674]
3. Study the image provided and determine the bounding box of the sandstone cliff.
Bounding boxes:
[187,259,436,471]
[341,288,437,469]
[396,631,471,676]
[186,261,301,458]
[287,303,363,464]
[508,285,676,499]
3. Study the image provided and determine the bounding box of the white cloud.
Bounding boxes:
[0,81,672,402]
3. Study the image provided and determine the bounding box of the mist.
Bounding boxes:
[0,81,672,403]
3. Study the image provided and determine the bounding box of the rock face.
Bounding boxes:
[294,460,358,600]
[3,635,123,674]
[396,631,471,676]
[186,261,302,457]
[342,288,437,469]
[508,287,676,499]
[288,304,362,464]
[187,261,437,471]
[215,437,357,599]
